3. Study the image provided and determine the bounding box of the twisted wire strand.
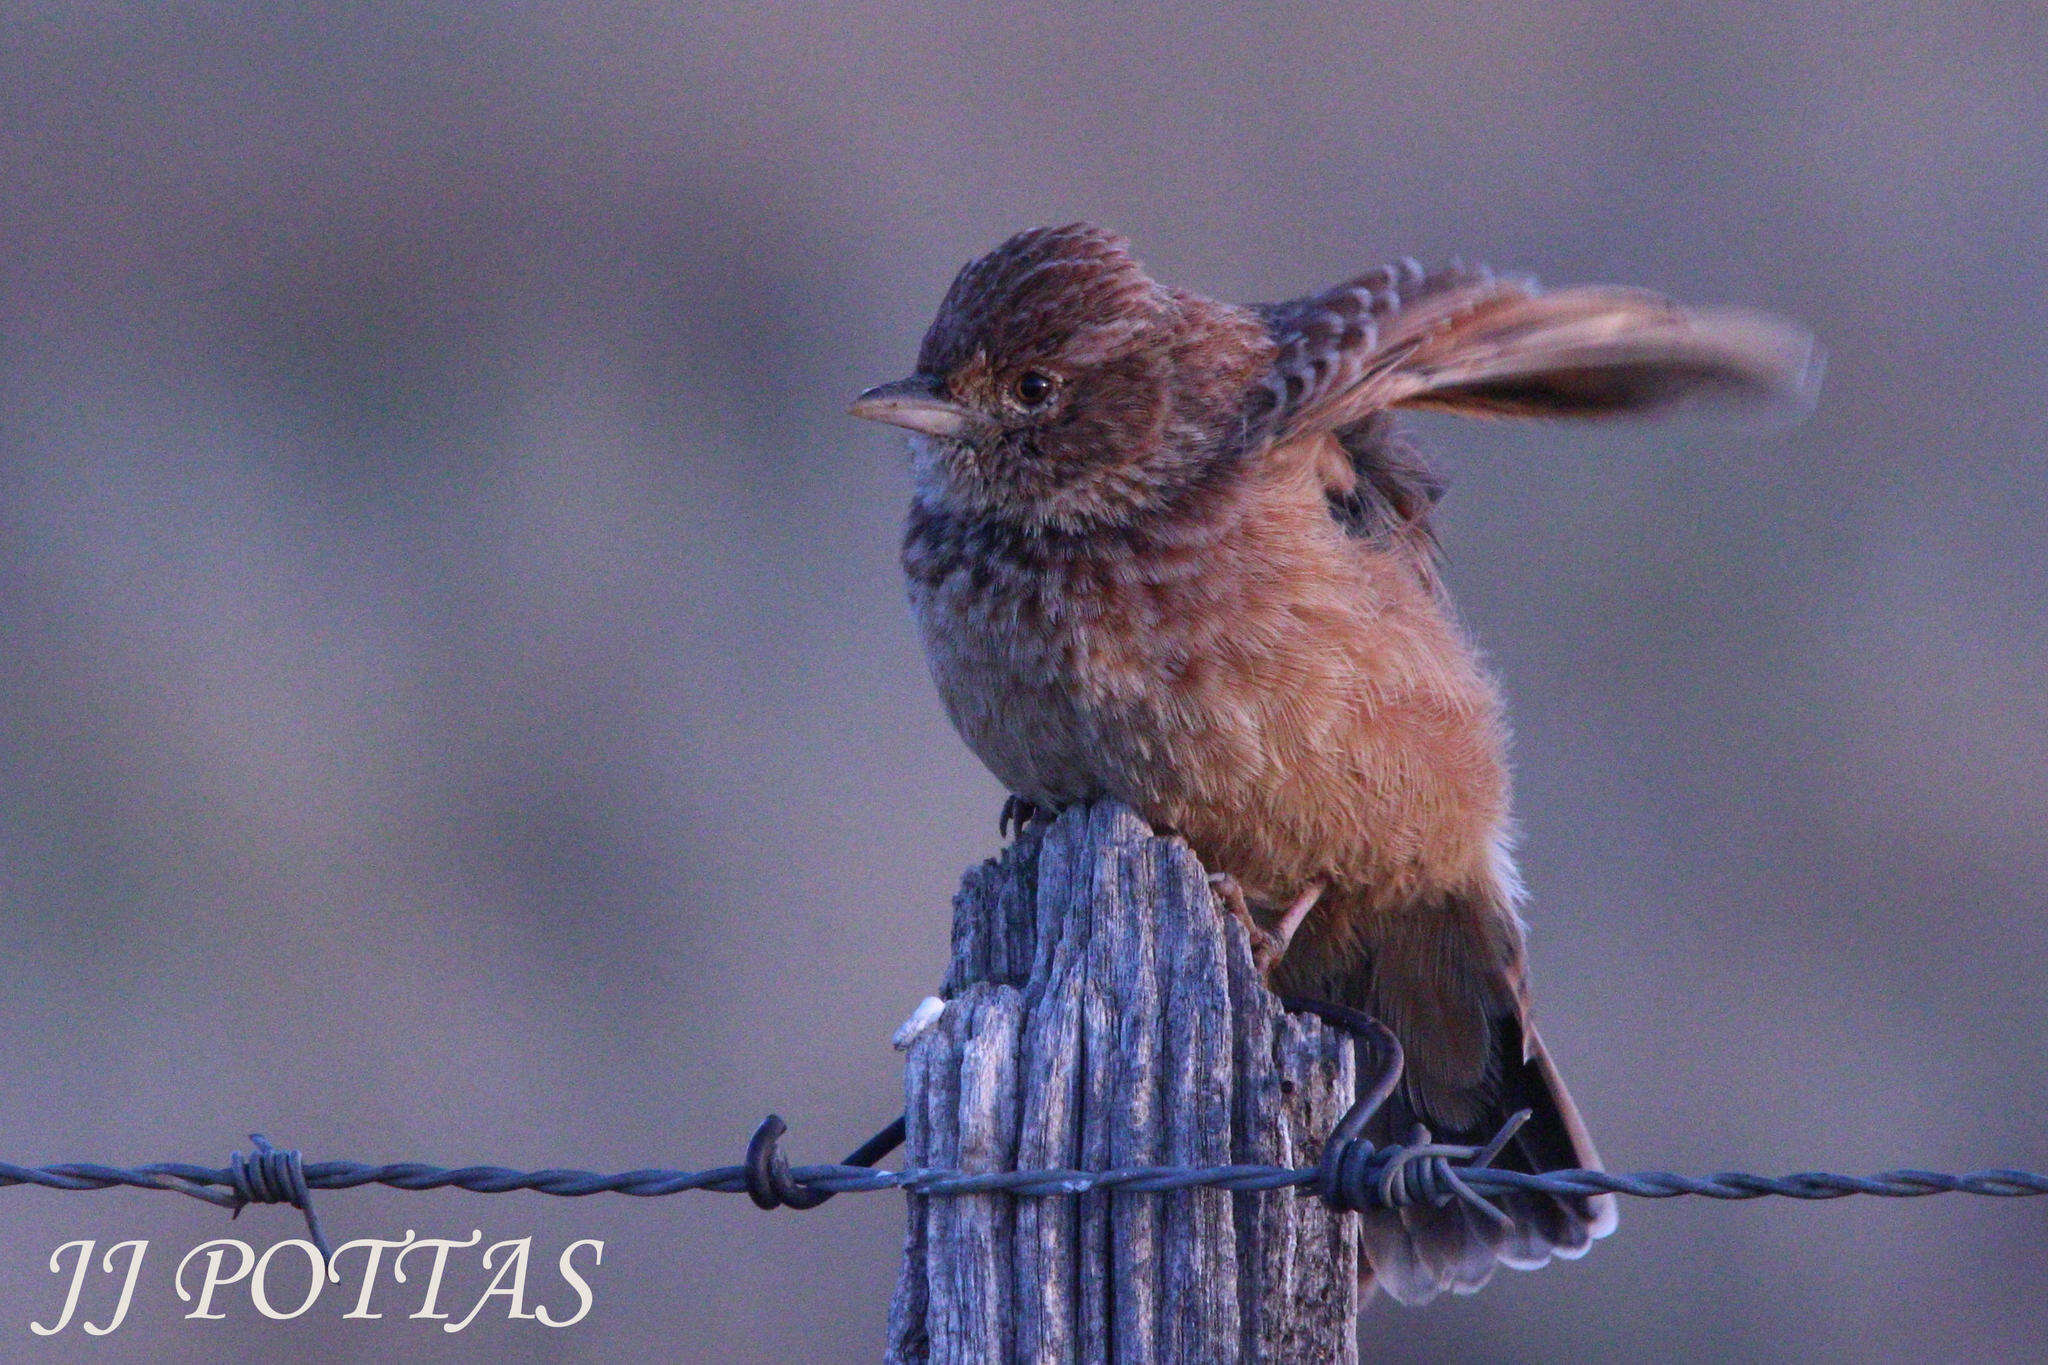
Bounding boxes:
[5,1146,2046,1206]
[5,1009,2041,1249]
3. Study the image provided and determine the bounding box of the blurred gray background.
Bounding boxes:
[2,2,2044,1360]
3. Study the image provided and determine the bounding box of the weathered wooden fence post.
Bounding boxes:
[886,801,1361,1363]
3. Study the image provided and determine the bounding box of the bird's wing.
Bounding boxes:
[1255,262,1821,441]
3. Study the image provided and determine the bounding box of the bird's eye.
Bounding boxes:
[1013,370,1057,408]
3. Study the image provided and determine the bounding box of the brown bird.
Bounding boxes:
[851,225,1818,1303]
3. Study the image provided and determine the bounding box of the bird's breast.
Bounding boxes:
[902,485,1510,905]
[902,507,1141,808]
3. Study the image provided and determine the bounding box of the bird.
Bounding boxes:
[850,224,1818,1304]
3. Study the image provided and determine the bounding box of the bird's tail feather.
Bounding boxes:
[1354,1012,1616,1305]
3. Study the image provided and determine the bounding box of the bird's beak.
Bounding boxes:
[849,375,973,439]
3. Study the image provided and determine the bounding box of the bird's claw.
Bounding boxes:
[1208,872,1289,977]
[1209,875,1324,979]
[999,795,1044,840]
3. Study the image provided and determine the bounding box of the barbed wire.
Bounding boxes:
[4,995,2038,1260]
[4,1115,2045,1264]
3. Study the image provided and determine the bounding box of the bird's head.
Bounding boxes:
[852,224,1265,531]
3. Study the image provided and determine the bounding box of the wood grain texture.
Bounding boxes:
[887,801,1359,1363]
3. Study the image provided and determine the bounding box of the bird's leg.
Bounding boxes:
[999,794,1045,840]
[1269,883,1324,963]
[1208,874,1324,977]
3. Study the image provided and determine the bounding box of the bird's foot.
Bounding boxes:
[999,794,1045,840]
[1208,875,1325,978]
[1209,873,1284,976]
